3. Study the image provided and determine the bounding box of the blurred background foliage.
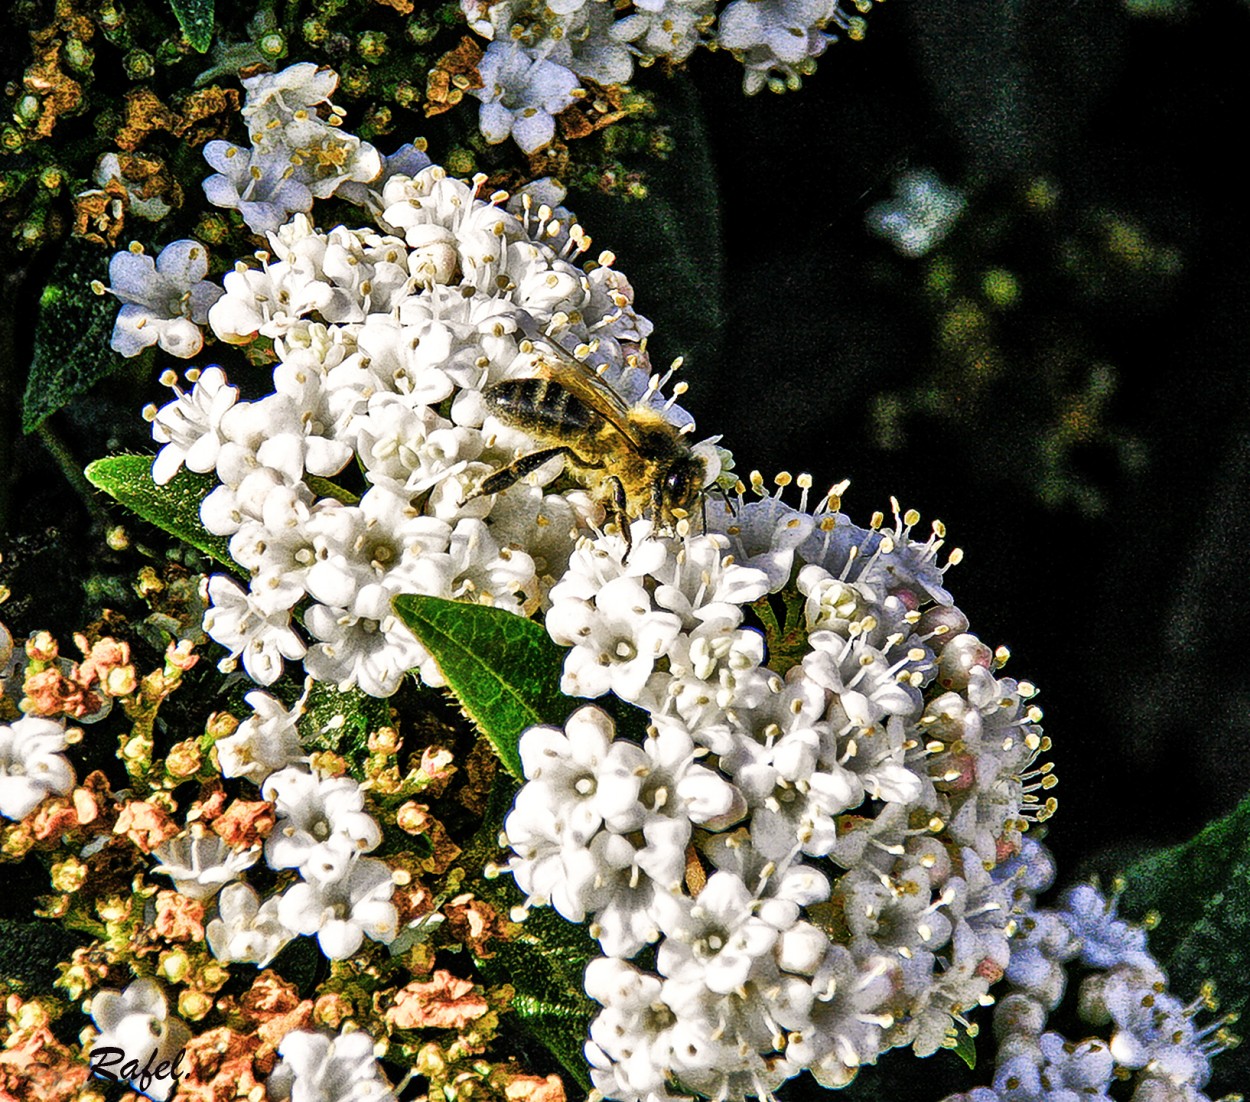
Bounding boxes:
[2,0,1250,1092]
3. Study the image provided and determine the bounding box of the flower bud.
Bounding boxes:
[178,988,214,1021]
[368,726,401,755]
[918,604,971,646]
[396,801,428,835]
[258,32,286,60]
[26,631,58,663]
[205,710,239,740]
[50,857,88,893]
[159,948,191,984]
[936,632,993,691]
[315,992,354,1028]
[165,739,203,778]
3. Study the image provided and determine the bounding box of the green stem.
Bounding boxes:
[37,420,113,530]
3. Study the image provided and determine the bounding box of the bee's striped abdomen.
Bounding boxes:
[485,379,598,435]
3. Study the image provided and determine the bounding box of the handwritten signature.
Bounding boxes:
[89,1045,187,1096]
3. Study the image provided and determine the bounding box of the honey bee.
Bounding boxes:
[473,339,712,553]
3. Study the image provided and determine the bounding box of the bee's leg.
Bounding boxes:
[710,483,736,517]
[604,475,632,558]
[472,448,574,499]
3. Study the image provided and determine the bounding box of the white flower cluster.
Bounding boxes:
[153,689,398,964]
[942,876,1236,1102]
[135,74,699,697]
[505,491,1059,1099]
[203,63,383,234]
[461,0,877,127]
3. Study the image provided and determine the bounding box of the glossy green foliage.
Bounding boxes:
[23,245,118,433]
[391,594,577,781]
[84,454,234,570]
[169,0,215,52]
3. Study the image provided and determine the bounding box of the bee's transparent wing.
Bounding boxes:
[522,335,647,449]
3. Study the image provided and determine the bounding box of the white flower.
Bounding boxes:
[277,856,398,959]
[0,715,74,821]
[471,42,581,153]
[263,768,382,880]
[512,706,648,845]
[708,495,815,591]
[866,169,967,259]
[151,831,260,900]
[146,366,238,485]
[302,598,428,698]
[215,690,307,782]
[717,0,840,94]
[203,63,382,233]
[656,871,782,994]
[204,142,316,234]
[88,979,191,1102]
[547,576,683,701]
[205,882,292,966]
[241,63,340,128]
[282,116,384,200]
[107,240,223,358]
[266,1028,396,1102]
[612,0,716,64]
[584,958,681,1100]
[203,574,307,686]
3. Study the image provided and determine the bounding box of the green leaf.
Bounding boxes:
[298,681,391,779]
[305,474,359,505]
[391,595,577,781]
[950,1026,977,1070]
[84,454,235,569]
[1119,793,1250,1093]
[479,899,596,1090]
[169,0,215,52]
[23,243,119,432]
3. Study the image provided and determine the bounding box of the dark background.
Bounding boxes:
[2,0,1248,1092]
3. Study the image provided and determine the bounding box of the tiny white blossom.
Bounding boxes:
[472,42,581,153]
[107,240,223,358]
[215,690,307,782]
[151,831,260,900]
[0,715,74,821]
[88,979,191,1102]
[277,856,399,960]
[203,574,307,686]
[266,1028,396,1102]
[205,882,293,966]
[147,366,238,485]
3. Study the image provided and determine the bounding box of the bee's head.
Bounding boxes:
[658,455,709,523]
